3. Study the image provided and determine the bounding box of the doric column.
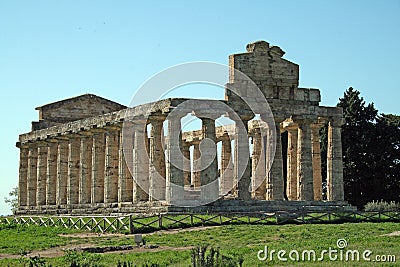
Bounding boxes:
[297,120,314,201]
[27,143,38,207]
[283,120,298,201]
[79,132,92,204]
[67,134,80,205]
[46,140,58,205]
[56,138,68,205]
[104,126,120,203]
[36,141,48,206]
[182,141,191,187]
[149,115,166,201]
[17,143,28,207]
[200,117,218,201]
[192,140,201,187]
[132,120,149,202]
[165,116,184,204]
[91,128,105,204]
[311,123,323,201]
[119,125,133,203]
[235,117,252,200]
[251,128,266,199]
[220,134,233,195]
[327,119,344,201]
[266,119,285,200]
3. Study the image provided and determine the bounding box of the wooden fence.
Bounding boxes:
[0,211,399,234]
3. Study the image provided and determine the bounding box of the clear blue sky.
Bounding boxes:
[0,0,399,215]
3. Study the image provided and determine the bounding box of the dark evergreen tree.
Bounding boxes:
[328,87,400,208]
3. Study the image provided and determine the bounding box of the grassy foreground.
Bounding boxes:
[0,222,398,266]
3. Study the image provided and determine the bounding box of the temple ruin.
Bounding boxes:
[16,41,354,215]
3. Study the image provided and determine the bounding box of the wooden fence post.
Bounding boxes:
[129,215,134,234]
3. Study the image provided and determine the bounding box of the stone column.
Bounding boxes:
[165,116,185,204]
[192,140,201,187]
[297,120,314,201]
[220,134,233,195]
[149,116,166,201]
[251,128,266,199]
[104,126,120,204]
[283,122,298,201]
[119,126,133,203]
[27,143,38,207]
[182,141,191,187]
[56,138,68,205]
[36,141,48,206]
[311,123,323,201]
[266,119,285,200]
[236,117,252,200]
[91,129,105,204]
[79,133,92,204]
[200,117,219,201]
[327,120,344,201]
[17,143,28,207]
[132,121,149,202]
[46,140,58,205]
[67,134,80,205]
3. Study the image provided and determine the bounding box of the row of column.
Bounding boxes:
[18,116,344,208]
[250,118,344,201]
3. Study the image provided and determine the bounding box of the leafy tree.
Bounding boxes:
[4,186,18,214]
[332,87,400,208]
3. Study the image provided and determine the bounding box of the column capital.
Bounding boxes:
[16,142,29,149]
[148,113,167,122]
[90,127,106,133]
[328,117,345,127]
[36,140,49,147]
[282,119,298,132]
[104,124,121,132]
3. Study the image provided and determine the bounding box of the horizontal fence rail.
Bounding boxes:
[1,211,399,234]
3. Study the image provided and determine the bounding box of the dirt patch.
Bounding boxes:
[0,244,192,259]
[381,231,400,236]
[0,226,218,259]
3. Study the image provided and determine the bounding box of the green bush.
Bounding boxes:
[364,200,400,211]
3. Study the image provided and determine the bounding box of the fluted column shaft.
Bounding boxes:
[166,116,184,204]
[56,139,68,205]
[104,127,119,203]
[36,142,48,206]
[286,127,298,200]
[220,135,233,195]
[133,121,149,202]
[200,117,218,201]
[182,142,191,187]
[311,124,323,200]
[18,144,29,207]
[149,117,166,201]
[297,121,314,201]
[119,128,133,203]
[327,121,344,201]
[92,129,105,204]
[192,141,201,187]
[266,120,284,200]
[252,129,266,199]
[67,135,80,205]
[236,118,251,200]
[27,144,38,207]
[46,141,58,205]
[79,134,92,204]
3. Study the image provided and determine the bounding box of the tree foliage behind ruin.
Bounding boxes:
[322,87,400,208]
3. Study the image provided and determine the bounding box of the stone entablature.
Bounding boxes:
[16,40,347,215]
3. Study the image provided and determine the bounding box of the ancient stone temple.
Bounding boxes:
[16,41,354,215]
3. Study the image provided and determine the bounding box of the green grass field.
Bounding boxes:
[0,222,398,266]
